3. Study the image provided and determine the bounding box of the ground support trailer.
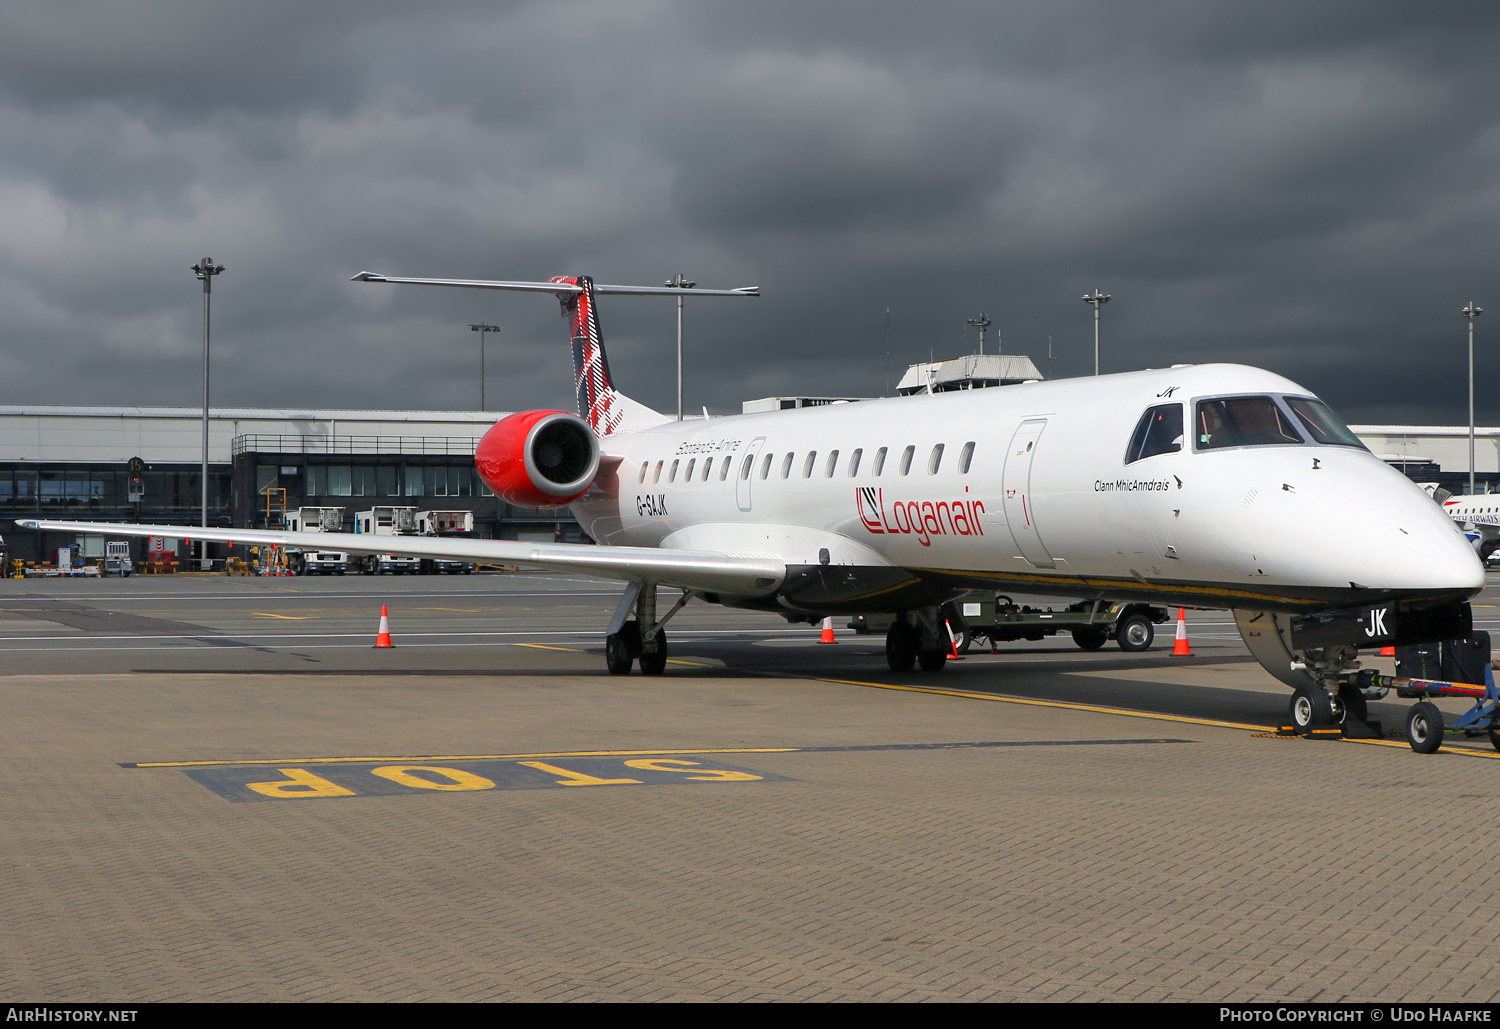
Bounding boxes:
[849,596,1170,653]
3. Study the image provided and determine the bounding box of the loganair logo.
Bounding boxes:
[856,487,985,548]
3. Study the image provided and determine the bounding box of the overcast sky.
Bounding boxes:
[1,1,1497,424]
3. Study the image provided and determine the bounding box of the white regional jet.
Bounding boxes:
[23,273,1485,734]
[1439,491,1500,562]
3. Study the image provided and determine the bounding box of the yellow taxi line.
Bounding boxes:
[808,675,1271,732]
[808,675,1500,758]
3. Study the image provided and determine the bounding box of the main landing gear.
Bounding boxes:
[885,609,950,673]
[603,582,687,676]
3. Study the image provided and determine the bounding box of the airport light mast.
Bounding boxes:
[191,258,224,554]
[470,323,500,411]
[665,273,695,420]
[966,312,992,356]
[1082,289,1110,376]
[1464,301,1483,496]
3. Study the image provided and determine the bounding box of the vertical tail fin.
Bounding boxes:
[550,275,667,436]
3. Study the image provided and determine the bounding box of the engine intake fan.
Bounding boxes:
[475,410,601,508]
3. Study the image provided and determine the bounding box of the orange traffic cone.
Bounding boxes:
[1379,645,1395,657]
[819,616,837,644]
[1171,608,1192,656]
[945,619,963,659]
[374,605,394,648]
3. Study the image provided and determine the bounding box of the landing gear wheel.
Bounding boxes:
[1406,702,1444,753]
[953,627,972,655]
[1072,627,1108,651]
[1116,614,1154,652]
[605,633,633,675]
[1336,684,1368,725]
[1289,687,1333,733]
[917,648,947,672]
[638,631,668,676]
[886,620,917,673]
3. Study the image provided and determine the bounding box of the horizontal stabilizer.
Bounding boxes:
[19,520,785,597]
[352,273,759,297]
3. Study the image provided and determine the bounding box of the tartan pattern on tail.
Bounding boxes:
[551,275,625,436]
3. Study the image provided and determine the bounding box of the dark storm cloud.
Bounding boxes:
[0,1,1497,424]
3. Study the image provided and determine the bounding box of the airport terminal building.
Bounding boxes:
[0,405,584,564]
[3,403,1499,565]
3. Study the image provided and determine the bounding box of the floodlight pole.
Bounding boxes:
[1465,301,1483,495]
[191,258,224,542]
[470,323,500,411]
[1082,289,1110,376]
[665,273,695,419]
[966,312,992,356]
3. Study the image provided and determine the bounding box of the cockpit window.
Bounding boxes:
[1285,397,1367,449]
[1195,396,1303,450]
[1125,404,1184,464]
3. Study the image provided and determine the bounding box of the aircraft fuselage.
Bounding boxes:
[571,364,1482,617]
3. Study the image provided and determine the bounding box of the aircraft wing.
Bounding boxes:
[16,520,785,596]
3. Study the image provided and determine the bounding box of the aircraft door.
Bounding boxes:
[1002,419,1056,569]
[736,436,766,512]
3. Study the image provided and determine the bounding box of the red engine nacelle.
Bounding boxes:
[475,410,601,508]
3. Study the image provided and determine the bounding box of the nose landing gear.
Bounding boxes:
[1288,687,1333,733]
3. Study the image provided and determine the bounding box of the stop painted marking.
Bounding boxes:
[180,755,792,803]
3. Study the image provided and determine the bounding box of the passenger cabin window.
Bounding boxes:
[874,447,888,476]
[959,441,975,473]
[825,450,839,477]
[668,460,679,482]
[1195,396,1302,450]
[653,461,664,483]
[720,458,732,481]
[803,452,817,478]
[780,453,794,478]
[701,457,713,481]
[848,448,862,476]
[899,446,915,475]
[928,444,944,474]
[684,458,695,481]
[638,462,648,483]
[740,455,753,480]
[760,453,773,479]
[1126,404,1185,464]
[1285,397,1367,449]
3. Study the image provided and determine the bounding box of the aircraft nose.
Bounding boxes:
[1334,472,1483,594]
[1235,454,1483,601]
[1376,516,1483,592]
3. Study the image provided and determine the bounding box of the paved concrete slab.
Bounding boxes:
[1,572,1499,1001]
